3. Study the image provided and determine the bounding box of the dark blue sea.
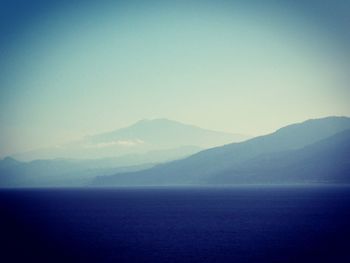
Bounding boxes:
[1,186,350,263]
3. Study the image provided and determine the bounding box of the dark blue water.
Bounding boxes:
[1,186,350,263]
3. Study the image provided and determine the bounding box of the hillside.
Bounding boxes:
[93,116,350,186]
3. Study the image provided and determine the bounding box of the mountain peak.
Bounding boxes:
[134,118,184,126]
[13,118,249,161]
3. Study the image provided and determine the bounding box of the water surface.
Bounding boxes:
[1,186,349,262]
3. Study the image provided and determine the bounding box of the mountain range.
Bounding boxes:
[1,116,349,187]
[13,118,247,161]
[0,119,247,187]
[94,116,350,186]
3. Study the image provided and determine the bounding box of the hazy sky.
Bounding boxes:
[0,0,349,157]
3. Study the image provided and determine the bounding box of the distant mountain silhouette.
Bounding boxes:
[13,118,247,161]
[2,116,350,187]
[210,129,350,184]
[88,118,247,147]
[94,116,350,186]
[0,146,200,187]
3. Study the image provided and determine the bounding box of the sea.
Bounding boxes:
[1,185,350,263]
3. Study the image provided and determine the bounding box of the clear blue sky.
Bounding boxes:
[0,0,349,157]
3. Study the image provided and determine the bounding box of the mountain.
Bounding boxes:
[0,146,200,187]
[0,118,247,187]
[13,118,248,161]
[210,129,350,184]
[93,116,350,186]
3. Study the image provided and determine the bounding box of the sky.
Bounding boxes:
[0,0,349,157]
